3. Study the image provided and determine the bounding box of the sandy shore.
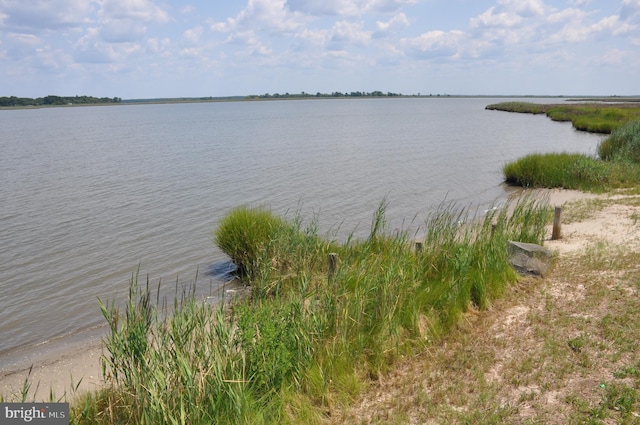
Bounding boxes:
[0,331,105,401]
[1,188,633,403]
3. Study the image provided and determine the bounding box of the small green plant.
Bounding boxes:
[613,362,640,379]
[567,335,587,353]
[602,383,639,420]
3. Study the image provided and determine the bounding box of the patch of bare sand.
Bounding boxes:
[543,189,640,254]
[0,335,104,402]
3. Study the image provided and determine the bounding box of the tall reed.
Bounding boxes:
[72,197,551,424]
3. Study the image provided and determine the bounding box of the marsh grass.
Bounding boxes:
[598,120,640,163]
[502,153,616,190]
[496,105,640,190]
[486,102,640,133]
[503,120,640,191]
[68,196,551,424]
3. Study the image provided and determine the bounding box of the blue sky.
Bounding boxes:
[0,0,638,98]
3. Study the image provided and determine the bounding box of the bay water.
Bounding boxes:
[0,97,604,368]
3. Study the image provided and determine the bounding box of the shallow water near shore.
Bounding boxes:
[0,97,604,368]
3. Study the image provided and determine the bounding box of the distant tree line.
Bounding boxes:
[0,95,122,107]
[250,91,406,99]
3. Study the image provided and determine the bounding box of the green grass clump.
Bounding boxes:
[502,153,615,190]
[69,197,551,424]
[597,120,640,163]
[502,117,640,191]
[213,206,289,276]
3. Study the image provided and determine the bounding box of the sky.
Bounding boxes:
[0,0,638,99]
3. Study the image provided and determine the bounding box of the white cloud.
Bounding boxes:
[594,15,636,36]
[5,33,43,59]
[147,37,171,54]
[74,28,118,63]
[227,30,273,56]
[471,0,548,30]
[401,30,465,60]
[99,19,147,43]
[100,0,169,24]
[621,0,640,20]
[295,27,328,47]
[94,0,170,44]
[32,48,72,71]
[496,0,545,18]
[374,12,409,37]
[180,5,195,15]
[7,32,42,46]
[546,8,588,25]
[599,48,631,65]
[183,26,203,44]
[548,12,637,44]
[0,0,95,30]
[471,7,523,28]
[74,26,143,63]
[328,20,371,49]
[209,0,303,33]
[284,0,416,16]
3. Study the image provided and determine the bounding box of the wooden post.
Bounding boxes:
[415,241,423,254]
[491,224,496,238]
[328,253,338,278]
[552,207,562,240]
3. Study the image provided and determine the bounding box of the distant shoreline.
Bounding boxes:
[3,94,640,111]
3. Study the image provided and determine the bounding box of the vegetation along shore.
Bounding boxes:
[2,102,640,424]
[489,102,640,192]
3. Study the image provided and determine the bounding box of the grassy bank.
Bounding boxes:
[65,198,550,424]
[332,190,640,424]
[502,117,640,191]
[486,102,640,133]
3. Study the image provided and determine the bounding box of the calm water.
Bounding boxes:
[0,98,604,366]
